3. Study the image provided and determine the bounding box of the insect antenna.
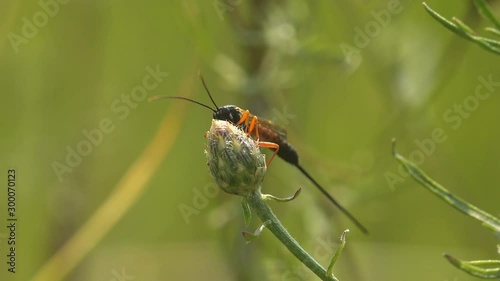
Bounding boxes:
[198,71,219,110]
[148,96,216,113]
[149,72,220,113]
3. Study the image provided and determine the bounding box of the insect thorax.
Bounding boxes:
[213,105,243,125]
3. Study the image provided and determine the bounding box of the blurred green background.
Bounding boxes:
[1,0,499,280]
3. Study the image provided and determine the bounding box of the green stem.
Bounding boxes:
[246,189,338,281]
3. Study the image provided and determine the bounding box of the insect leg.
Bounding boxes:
[237,110,250,126]
[248,116,259,140]
[237,110,259,139]
[258,141,279,167]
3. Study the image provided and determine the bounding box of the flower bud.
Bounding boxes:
[205,120,267,196]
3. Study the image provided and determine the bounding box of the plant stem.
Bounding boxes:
[246,189,338,281]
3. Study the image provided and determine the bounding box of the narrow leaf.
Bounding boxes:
[422,3,468,39]
[423,2,500,55]
[242,220,271,243]
[261,188,302,202]
[452,17,475,34]
[327,229,349,278]
[444,254,500,279]
[473,0,500,30]
[241,198,252,227]
[485,27,500,37]
[392,140,500,233]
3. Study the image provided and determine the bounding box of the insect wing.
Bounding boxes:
[257,117,288,139]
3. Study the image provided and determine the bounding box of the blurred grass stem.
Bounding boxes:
[30,69,197,281]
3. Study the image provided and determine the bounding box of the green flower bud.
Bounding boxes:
[205,120,267,196]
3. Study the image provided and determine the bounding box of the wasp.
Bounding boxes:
[150,75,368,234]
